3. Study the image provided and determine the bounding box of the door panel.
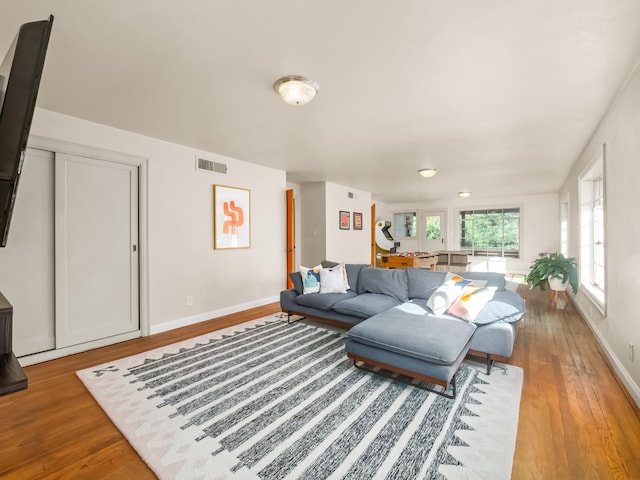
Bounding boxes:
[0,149,55,356]
[419,210,446,253]
[55,153,139,348]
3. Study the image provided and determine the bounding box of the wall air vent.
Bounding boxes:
[196,156,227,174]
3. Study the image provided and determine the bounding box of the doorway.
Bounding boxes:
[418,210,446,252]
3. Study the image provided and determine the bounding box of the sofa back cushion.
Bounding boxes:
[460,271,506,289]
[357,267,409,301]
[406,268,447,300]
[289,272,304,294]
[345,264,368,292]
[406,269,506,300]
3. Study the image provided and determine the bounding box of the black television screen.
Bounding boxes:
[0,15,53,247]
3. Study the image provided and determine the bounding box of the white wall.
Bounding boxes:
[560,61,640,405]
[0,108,286,338]
[324,182,372,265]
[376,193,559,274]
[300,182,326,266]
[297,181,372,266]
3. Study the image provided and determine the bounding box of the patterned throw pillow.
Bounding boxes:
[300,265,322,294]
[447,285,497,322]
[319,265,348,294]
[426,272,486,315]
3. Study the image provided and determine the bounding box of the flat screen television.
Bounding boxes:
[0,15,53,247]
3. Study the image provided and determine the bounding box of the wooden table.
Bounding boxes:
[379,253,438,270]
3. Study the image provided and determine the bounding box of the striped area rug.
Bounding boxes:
[77,315,522,480]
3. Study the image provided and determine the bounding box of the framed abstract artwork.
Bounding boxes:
[339,210,350,230]
[353,212,363,230]
[213,185,251,249]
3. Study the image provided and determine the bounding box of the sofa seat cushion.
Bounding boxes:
[294,291,357,311]
[332,293,402,319]
[347,303,476,365]
[357,267,409,302]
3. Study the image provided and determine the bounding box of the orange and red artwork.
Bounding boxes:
[214,185,251,249]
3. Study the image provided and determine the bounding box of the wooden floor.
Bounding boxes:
[1,289,639,479]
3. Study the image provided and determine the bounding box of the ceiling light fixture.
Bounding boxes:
[418,168,437,178]
[458,191,471,198]
[274,75,319,106]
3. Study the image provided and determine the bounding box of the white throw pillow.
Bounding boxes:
[447,285,497,322]
[426,272,484,315]
[320,265,348,293]
[337,263,350,290]
[300,265,322,294]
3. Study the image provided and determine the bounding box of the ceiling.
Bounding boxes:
[2,1,640,204]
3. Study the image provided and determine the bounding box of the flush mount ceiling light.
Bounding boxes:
[418,168,437,178]
[458,191,471,198]
[274,75,319,106]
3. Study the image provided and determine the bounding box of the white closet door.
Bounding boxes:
[0,148,55,356]
[55,153,139,348]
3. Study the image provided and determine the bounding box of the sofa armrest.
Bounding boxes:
[280,288,299,311]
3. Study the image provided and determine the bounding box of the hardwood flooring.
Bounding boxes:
[1,289,639,479]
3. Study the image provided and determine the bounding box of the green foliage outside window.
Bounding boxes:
[425,216,440,240]
[459,208,520,257]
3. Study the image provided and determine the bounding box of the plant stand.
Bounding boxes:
[549,289,570,308]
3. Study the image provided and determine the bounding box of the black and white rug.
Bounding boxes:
[77,315,522,480]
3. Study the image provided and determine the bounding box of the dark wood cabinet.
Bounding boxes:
[0,291,27,396]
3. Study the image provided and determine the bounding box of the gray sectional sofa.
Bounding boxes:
[280,264,525,381]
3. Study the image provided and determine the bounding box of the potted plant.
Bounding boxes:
[525,252,578,294]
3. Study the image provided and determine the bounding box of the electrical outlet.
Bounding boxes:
[629,343,635,361]
[186,295,194,306]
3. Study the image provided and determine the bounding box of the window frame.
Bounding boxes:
[578,145,607,314]
[392,211,417,238]
[455,205,523,258]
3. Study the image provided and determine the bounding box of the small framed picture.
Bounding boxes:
[339,210,350,230]
[353,212,363,230]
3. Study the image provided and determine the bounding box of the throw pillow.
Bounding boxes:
[319,265,348,294]
[447,285,497,322]
[338,263,351,290]
[426,272,480,315]
[300,265,322,294]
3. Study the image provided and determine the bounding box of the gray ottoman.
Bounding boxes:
[344,303,476,398]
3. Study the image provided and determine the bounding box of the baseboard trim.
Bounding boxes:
[150,296,280,335]
[573,300,640,410]
[18,330,142,367]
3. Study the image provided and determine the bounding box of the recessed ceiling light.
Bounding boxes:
[458,191,471,198]
[418,168,437,178]
[274,75,319,106]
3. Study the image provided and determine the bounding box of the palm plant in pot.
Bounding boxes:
[525,252,579,294]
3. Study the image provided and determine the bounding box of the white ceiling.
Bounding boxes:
[2,1,640,203]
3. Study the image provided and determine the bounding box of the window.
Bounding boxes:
[560,200,569,257]
[579,147,606,310]
[458,207,520,258]
[425,215,441,240]
[393,212,416,237]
